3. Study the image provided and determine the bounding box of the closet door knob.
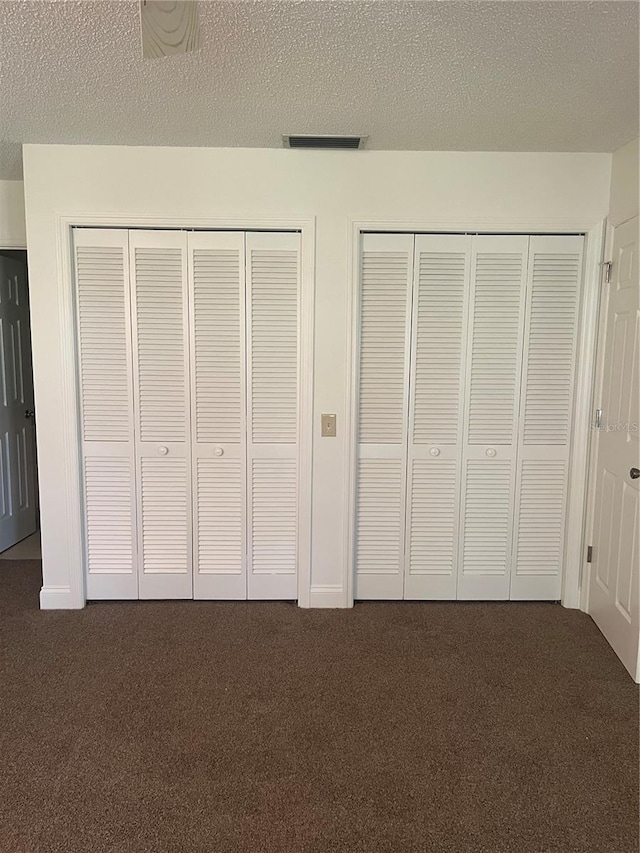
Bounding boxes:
[158,446,169,456]
[429,447,441,457]
[631,468,640,480]
[486,448,497,458]
[214,447,224,457]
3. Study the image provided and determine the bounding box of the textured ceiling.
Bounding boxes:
[1,0,638,179]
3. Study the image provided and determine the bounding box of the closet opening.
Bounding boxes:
[73,227,305,603]
[353,230,586,602]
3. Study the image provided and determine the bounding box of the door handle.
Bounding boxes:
[24,409,35,420]
[631,468,640,480]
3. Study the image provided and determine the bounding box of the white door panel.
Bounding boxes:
[355,233,413,600]
[458,235,528,600]
[74,229,137,599]
[246,231,299,600]
[589,216,639,679]
[0,255,38,554]
[511,235,583,600]
[188,231,246,600]
[405,234,471,599]
[130,230,192,600]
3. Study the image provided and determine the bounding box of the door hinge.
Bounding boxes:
[601,261,613,284]
[587,545,593,563]
[595,408,603,429]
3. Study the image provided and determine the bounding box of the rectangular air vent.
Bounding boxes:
[283,135,367,150]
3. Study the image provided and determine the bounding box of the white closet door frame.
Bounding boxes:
[129,229,192,600]
[345,220,605,610]
[53,215,313,610]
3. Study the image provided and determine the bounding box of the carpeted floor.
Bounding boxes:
[1,560,638,853]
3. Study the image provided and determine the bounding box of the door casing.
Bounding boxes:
[45,214,315,609]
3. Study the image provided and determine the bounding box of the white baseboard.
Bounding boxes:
[308,585,348,608]
[39,586,83,610]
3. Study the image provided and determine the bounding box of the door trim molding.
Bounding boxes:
[51,213,315,609]
[344,218,606,610]
[580,220,614,612]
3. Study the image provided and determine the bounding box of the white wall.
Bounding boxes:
[22,144,612,608]
[608,137,639,226]
[0,180,27,248]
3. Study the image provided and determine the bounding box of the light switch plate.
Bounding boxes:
[321,413,337,437]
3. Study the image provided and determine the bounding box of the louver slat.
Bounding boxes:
[134,248,186,444]
[193,249,242,445]
[84,458,134,575]
[359,251,409,444]
[523,253,581,446]
[250,250,298,444]
[412,252,467,444]
[462,460,513,577]
[407,459,457,589]
[196,458,243,575]
[355,458,404,598]
[515,461,567,576]
[468,253,525,445]
[251,459,297,574]
[140,458,188,574]
[76,246,129,442]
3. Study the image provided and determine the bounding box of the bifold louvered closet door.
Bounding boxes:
[75,228,300,601]
[355,232,584,601]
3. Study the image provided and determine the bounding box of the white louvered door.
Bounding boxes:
[189,232,246,600]
[356,232,585,602]
[130,230,192,599]
[355,234,414,599]
[246,232,300,599]
[74,229,137,599]
[405,235,471,599]
[458,236,529,599]
[511,236,584,600]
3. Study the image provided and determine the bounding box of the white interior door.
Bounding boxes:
[0,254,38,552]
[588,216,640,680]
[246,231,300,599]
[458,235,528,600]
[404,234,471,599]
[130,230,192,599]
[354,233,414,599]
[189,231,246,600]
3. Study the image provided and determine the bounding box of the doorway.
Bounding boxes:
[0,250,39,558]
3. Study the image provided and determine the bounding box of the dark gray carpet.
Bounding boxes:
[1,560,638,853]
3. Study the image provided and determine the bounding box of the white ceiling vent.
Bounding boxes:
[283,135,367,150]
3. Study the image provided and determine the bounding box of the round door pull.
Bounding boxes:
[158,446,169,456]
[631,467,640,480]
[486,448,497,458]
[214,447,224,457]
[429,447,441,457]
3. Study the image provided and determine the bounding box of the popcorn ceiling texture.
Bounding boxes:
[0,0,638,179]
